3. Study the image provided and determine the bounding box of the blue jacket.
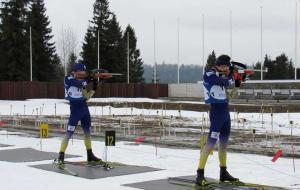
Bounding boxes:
[64,75,87,102]
[203,68,233,104]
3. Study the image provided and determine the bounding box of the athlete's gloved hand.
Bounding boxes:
[229,66,235,75]
[81,80,87,89]
[235,80,241,88]
[92,78,98,91]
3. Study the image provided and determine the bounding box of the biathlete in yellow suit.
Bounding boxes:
[57,62,105,167]
[196,55,240,186]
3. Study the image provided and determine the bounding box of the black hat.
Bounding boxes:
[216,55,231,66]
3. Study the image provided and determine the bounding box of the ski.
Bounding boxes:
[219,181,270,190]
[168,177,236,190]
[53,159,78,176]
[87,161,114,171]
[63,160,114,171]
[168,180,216,190]
[168,177,229,190]
[168,177,260,190]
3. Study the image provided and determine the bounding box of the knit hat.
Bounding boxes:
[216,55,231,66]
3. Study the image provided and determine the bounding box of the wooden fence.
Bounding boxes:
[0,81,168,100]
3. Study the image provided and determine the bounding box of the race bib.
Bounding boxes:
[67,125,76,132]
[204,87,210,101]
[67,86,83,99]
[210,85,226,100]
[211,131,220,139]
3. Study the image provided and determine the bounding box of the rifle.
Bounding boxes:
[87,69,123,81]
[225,62,268,99]
[231,61,268,83]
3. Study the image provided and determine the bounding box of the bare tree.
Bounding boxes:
[57,26,78,76]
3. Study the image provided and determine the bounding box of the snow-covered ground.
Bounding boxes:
[0,130,299,190]
[90,98,206,105]
[0,98,299,136]
[90,98,167,103]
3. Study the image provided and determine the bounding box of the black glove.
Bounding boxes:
[235,80,241,88]
[92,78,98,91]
[80,80,87,89]
[229,66,235,75]
[86,72,95,83]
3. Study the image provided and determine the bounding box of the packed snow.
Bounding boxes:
[0,130,299,190]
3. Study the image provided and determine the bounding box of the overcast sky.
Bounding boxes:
[44,0,299,67]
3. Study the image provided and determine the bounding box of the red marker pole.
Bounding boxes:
[134,137,146,144]
[271,149,283,162]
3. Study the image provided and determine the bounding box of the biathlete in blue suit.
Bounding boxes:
[196,55,240,186]
[57,62,102,166]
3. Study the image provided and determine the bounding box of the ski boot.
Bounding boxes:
[55,152,65,169]
[196,169,209,186]
[54,152,78,176]
[220,166,239,183]
[87,149,102,163]
[86,149,111,169]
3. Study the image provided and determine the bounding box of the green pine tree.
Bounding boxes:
[297,68,300,79]
[288,59,295,79]
[263,54,273,79]
[67,53,78,74]
[274,53,290,79]
[105,14,126,82]
[251,62,261,80]
[205,50,216,71]
[51,54,64,81]
[0,0,30,81]
[81,0,145,83]
[81,27,96,69]
[81,0,112,70]
[27,0,63,81]
[123,25,144,83]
